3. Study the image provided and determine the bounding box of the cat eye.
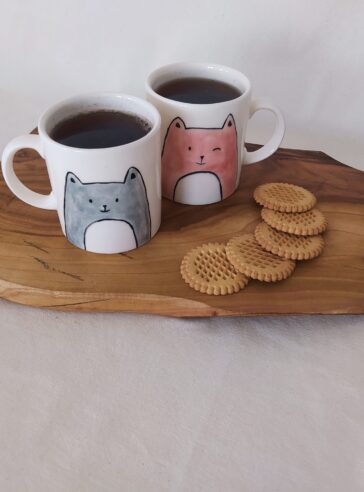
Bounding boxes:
[89,199,93,203]
[213,147,221,151]
[115,198,119,202]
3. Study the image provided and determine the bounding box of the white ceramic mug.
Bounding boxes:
[146,62,285,205]
[1,93,161,254]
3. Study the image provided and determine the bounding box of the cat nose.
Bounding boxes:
[102,204,107,210]
[200,155,204,160]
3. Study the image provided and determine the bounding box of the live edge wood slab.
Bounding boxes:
[0,144,363,316]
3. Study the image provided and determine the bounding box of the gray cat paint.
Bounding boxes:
[64,167,151,251]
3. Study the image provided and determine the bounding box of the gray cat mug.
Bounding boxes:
[1,93,162,254]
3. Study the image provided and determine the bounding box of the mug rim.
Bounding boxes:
[38,92,161,153]
[146,62,252,108]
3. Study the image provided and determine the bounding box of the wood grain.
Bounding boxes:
[0,144,363,316]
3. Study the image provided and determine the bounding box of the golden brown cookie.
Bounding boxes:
[254,183,316,212]
[226,234,295,282]
[261,207,327,236]
[180,243,249,295]
[255,221,325,260]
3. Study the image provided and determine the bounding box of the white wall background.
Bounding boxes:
[1,0,364,168]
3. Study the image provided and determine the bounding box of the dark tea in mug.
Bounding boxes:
[51,110,152,149]
[155,77,242,104]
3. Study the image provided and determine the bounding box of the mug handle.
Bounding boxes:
[1,135,57,209]
[244,98,285,165]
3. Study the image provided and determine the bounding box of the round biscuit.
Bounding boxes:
[254,182,316,212]
[226,234,295,282]
[180,243,249,295]
[261,207,327,235]
[255,221,325,260]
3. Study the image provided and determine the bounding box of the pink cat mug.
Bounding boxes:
[146,62,285,205]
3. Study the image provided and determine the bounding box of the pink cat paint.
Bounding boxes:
[161,114,238,204]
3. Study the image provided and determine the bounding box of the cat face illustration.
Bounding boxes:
[66,173,135,219]
[161,114,238,203]
[64,167,151,252]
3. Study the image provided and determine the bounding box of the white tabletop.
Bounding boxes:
[1,303,363,491]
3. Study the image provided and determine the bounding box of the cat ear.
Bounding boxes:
[170,117,186,130]
[125,167,140,182]
[222,114,236,130]
[66,172,82,185]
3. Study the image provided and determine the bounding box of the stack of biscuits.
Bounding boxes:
[180,183,327,295]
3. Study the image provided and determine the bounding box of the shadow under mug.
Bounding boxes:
[146,62,285,205]
[1,93,162,254]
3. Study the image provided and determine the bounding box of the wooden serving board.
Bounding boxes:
[0,144,363,316]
